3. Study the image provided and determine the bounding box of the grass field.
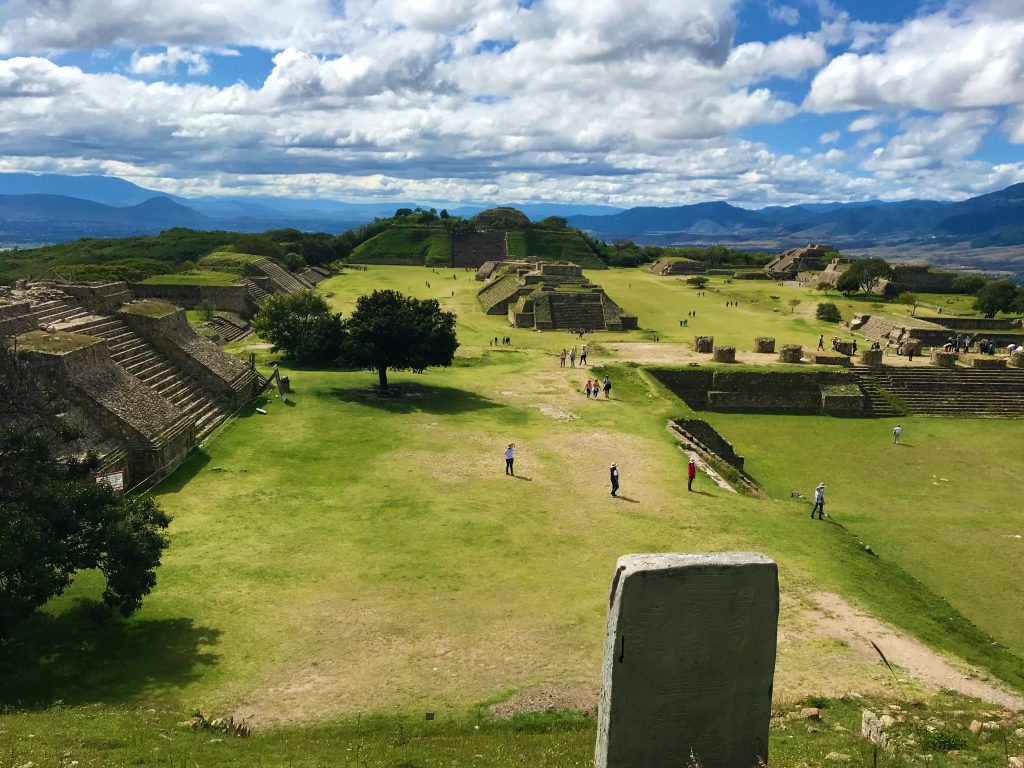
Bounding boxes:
[141,270,240,286]
[2,266,1022,766]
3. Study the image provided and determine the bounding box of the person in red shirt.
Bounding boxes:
[687,458,697,491]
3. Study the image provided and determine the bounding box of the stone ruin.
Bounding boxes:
[647,258,706,276]
[596,553,778,767]
[477,262,637,331]
[694,336,714,353]
[712,346,736,363]
[754,337,775,353]
[764,243,835,280]
[0,280,265,487]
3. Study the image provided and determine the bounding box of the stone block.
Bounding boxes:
[712,346,736,363]
[1010,351,1024,368]
[754,337,775,353]
[931,350,958,368]
[778,344,803,363]
[859,349,883,366]
[694,336,714,353]
[596,553,779,768]
[973,356,1007,370]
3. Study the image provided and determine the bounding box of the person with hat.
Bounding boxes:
[811,483,825,519]
[610,463,620,497]
[505,443,515,476]
[687,457,697,491]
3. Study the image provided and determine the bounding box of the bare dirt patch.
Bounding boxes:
[490,684,597,719]
[803,592,1024,710]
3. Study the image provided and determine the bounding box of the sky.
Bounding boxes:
[0,0,1022,207]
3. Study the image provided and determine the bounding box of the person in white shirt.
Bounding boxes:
[505,443,515,476]
[893,425,902,445]
[811,483,825,519]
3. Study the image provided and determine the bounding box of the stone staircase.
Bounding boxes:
[546,293,608,330]
[477,274,523,314]
[206,315,251,343]
[849,366,903,417]
[251,258,313,293]
[852,365,1024,417]
[451,230,507,268]
[240,278,272,306]
[31,297,91,327]
[65,315,230,441]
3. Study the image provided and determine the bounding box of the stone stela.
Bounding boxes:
[596,552,779,768]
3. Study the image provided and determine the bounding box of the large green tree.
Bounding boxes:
[840,258,893,294]
[342,290,459,392]
[251,291,346,365]
[0,346,170,638]
[973,279,1019,318]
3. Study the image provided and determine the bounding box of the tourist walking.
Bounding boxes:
[811,483,825,519]
[892,424,902,445]
[908,347,916,362]
[817,334,825,351]
[585,379,593,398]
[580,344,588,366]
[569,347,577,367]
[603,375,612,399]
[610,463,620,497]
[505,443,515,476]
[687,458,696,491]
[560,349,567,367]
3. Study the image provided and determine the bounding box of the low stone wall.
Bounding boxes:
[808,351,852,366]
[672,418,745,470]
[821,384,865,415]
[650,366,856,415]
[923,316,1021,331]
[0,301,38,337]
[778,345,803,363]
[119,307,256,408]
[130,283,256,318]
[712,346,736,363]
[55,281,134,313]
[931,350,958,368]
[859,349,883,366]
[973,357,1007,370]
[754,337,775,353]
[694,336,713,353]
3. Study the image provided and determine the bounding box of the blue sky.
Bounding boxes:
[0,0,1021,206]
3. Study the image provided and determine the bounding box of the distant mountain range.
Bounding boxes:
[1,173,1023,255]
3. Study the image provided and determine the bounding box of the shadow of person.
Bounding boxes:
[615,496,640,503]
[513,475,533,481]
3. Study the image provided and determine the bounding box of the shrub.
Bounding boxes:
[687,276,709,288]
[251,291,346,365]
[815,302,841,322]
[197,299,215,322]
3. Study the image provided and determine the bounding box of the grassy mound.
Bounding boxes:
[350,226,452,266]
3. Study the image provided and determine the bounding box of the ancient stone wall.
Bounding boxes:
[672,418,745,470]
[820,384,865,415]
[0,301,38,337]
[650,366,857,415]
[130,283,256,318]
[53,281,134,313]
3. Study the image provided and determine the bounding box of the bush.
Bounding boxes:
[686,276,709,288]
[815,302,842,322]
[952,274,987,294]
[197,299,215,322]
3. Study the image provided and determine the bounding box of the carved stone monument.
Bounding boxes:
[596,553,779,768]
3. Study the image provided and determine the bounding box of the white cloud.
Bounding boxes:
[848,114,882,132]
[805,3,1024,112]
[819,131,840,144]
[129,47,213,76]
[768,4,800,26]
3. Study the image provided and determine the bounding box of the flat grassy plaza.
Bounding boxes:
[2,266,1023,766]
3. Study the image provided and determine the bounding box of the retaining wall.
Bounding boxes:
[130,283,256,318]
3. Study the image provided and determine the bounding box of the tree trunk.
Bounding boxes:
[377,365,388,392]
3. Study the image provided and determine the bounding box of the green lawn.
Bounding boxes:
[2,265,1023,765]
[141,270,239,286]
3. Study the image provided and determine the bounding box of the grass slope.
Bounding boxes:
[350,226,452,266]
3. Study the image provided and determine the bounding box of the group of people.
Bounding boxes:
[559,345,590,367]
[570,328,591,338]
[725,301,739,307]
[895,341,917,361]
[817,335,857,354]
[491,336,512,346]
[584,376,612,399]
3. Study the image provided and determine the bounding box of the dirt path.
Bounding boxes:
[806,592,1024,710]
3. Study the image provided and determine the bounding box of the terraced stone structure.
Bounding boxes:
[764,243,835,279]
[478,262,637,331]
[1,280,259,485]
[648,258,706,276]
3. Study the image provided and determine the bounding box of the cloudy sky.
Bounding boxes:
[0,0,1022,207]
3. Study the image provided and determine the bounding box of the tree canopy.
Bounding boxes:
[973,279,1020,318]
[837,258,893,295]
[251,291,346,365]
[0,346,170,637]
[343,290,459,391]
